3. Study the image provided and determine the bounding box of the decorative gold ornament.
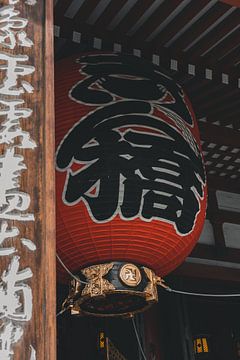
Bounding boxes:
[62,261,162,317]
[81,262,115,297]
[119,263,142,287]
[143,267,159,303]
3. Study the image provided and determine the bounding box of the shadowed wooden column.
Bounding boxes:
[0,1,56,359]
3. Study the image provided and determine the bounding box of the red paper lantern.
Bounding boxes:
[55,53,207,315]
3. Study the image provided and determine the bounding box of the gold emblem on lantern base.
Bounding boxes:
[62,261,162,317]
[119,263,142,287]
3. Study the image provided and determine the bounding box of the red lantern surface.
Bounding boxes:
[55,53,207,280]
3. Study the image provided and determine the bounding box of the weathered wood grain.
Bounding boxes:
[0,1,56,359]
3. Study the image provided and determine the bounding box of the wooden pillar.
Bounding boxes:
[0,1,56,359]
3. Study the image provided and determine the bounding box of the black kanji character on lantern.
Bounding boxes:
[56,101,205,235]
[69,53,193,126]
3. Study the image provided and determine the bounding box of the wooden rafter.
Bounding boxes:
[72,0,100,22]
[149,0,211,50]
[169,2,230,53]
[110,0,156,35]
[184,9,240,61]
[199,122,240,148]
[94,0,128,29]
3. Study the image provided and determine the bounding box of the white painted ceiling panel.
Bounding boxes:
[223,222,240,249]
[198,219,215,245]
[216,190,240,213]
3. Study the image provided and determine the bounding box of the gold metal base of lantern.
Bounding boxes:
[61,261,163,317]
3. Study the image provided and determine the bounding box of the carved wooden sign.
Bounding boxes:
[0,1,55,359]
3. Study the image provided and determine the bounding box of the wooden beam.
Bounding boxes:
[169,2,230,53]
[203,28,240,65]
[94,0,128,30]
[190,244,240,264]
[192,90,240,119]
[207,175,240,193]
[73,0,100,22]
[209,209,240,225]
[0,1,56,359]
[43,1,56,358]
[131,0,183,43]
[199,122,240,148]
[207,191,226,249]
[54,17,240,88]
[184,9,240,60]
[111,0,156,35]
[149,0,210,50]
[173,262,240,282]
[54,1,70,24]
[197,97,240,119]
[217,46,240,70]
[220,0,240,8]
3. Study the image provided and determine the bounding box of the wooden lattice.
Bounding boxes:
[106,338,127,360]
[201,141,240,180]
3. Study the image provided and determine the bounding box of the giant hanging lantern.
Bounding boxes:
[55,53,207,316]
